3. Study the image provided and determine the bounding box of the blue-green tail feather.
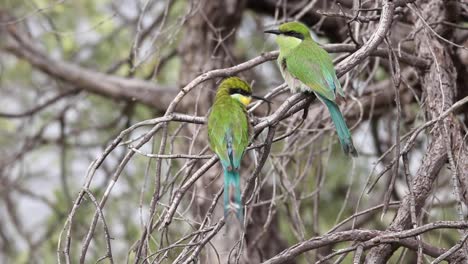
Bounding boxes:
[223,168,243,222]
[321,96,358,157]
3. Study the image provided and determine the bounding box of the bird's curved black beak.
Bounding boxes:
[252,94,272,104]
[264,29,281,35]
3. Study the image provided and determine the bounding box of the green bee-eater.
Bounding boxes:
[207,77,266,222]
[265,21,357,156]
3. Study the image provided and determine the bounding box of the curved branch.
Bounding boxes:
[263,221,468,264]
[336,0,395,76]
[1,22,177,111]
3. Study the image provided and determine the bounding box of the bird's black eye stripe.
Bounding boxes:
[229,88,251,96]
[284,31,304,40]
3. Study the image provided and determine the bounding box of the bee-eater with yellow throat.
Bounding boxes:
[265,21,357,156]
[208,77,266,222]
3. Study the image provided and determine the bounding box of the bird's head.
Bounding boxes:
[264,21,311,51]
[218,77,268,107]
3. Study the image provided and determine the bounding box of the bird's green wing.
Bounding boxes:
[207,101,249,169]
[208,97,248,223]
[286,41,343,100]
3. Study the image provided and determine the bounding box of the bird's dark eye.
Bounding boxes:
[229,88,251,96]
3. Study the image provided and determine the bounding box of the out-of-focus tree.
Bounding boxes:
[0,0,467,263]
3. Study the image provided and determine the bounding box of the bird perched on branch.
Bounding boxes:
[207,77,267,223]
[265,21,357,156]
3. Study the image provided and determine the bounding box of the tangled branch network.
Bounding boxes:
[0,0,461,263]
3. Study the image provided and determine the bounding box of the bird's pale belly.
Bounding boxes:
[282,70,310,93]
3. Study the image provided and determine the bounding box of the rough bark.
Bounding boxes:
[365,0,467,262]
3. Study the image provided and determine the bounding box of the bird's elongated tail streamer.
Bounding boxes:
[322,97,358,157]
[223,169,243,222]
